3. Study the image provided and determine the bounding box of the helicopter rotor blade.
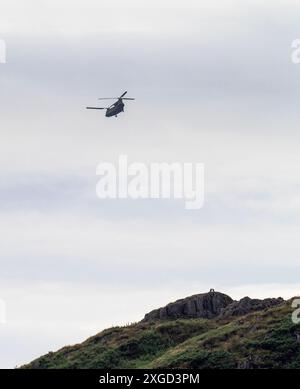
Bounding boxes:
[122,98,135,100]
[97,92,133,100]
[120,91,128,98]
[86,107,106,109]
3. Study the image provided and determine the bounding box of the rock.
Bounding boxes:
[143,292,285,322]
[219,296,284,318]
[143,291,233,321]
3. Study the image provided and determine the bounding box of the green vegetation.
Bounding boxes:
[21,300,300,369]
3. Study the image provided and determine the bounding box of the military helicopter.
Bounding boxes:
[86,91,135,117]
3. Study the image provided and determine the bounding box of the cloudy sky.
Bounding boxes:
[1,0,300,368]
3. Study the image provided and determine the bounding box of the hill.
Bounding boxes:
[21,291,300,369]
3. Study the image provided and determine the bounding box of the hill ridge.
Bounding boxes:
[21,291,300,369]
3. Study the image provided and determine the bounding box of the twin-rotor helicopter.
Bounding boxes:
[86,91,135,118]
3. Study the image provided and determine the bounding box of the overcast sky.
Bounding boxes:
[1,0,300,368]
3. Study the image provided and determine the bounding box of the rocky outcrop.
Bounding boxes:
[219,296,284,318]
[143,292,284,322]
[143,291,233,321]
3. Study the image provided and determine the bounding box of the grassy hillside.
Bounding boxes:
[21,299,300,369]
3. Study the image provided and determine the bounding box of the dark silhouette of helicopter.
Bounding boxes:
[86,91,135,117]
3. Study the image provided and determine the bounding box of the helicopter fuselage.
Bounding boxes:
[86,91,134,117]
[106,99,124,117]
